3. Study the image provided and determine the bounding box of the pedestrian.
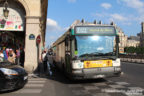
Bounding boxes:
[3,47,8,60]
[6,48,9,57]
[42,50,47,73]
[16,49,20,65]
[8,49,16,63]
[20,47,25,67]
[0,50,4,62]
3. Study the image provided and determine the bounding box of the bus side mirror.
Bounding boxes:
[116,35,120,43]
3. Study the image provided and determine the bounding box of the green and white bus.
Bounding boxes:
[52,21,121,79]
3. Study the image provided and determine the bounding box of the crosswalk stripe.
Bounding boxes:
[25,84,44,87]
[128,87,144,90]
[28,78,47,81]
[115,82,129,85]
[28,80,46,83]
[13,89,42,93]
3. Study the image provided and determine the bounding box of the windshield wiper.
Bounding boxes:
[79,53,91,57]
[91,52,104,56]
[79,52,108,57]
[90,52,115,56]
[102,52,115,56]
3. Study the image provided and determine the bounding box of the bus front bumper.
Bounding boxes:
[71,67,121,79]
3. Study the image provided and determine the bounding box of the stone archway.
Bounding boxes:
[0,0,27,65]
[0,0,47,73]
[17,0,30,16]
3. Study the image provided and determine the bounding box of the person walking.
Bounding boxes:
[0,50,4,62]
[16,49,20,65]
[42,50,47,74]
[20,48,25,67]
[3,47,8,60]
[8,49,16,63]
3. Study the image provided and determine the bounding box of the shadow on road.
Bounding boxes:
[39,62,107,85]
[0,86,24,94]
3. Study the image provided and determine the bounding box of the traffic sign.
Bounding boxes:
[36,35,41,44]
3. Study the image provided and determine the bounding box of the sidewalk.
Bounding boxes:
[28,61,52,78]
[120,58,144,64]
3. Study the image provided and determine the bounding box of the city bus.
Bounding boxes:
[51,20,121,79]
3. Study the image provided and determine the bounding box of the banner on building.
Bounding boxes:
[0,8,25,31]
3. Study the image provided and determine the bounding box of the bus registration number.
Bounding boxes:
[84,60,112,68]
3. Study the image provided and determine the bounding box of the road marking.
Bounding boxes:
[28,80,46,83]
[28,78,47,81]
[13,89,42,93]
[12,77,47,94]
[115,82,129,85]
[25,84,44,87]
[128,87,144,91]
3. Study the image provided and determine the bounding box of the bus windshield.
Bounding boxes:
[75,36,116,58]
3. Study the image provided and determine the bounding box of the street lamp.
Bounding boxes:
[3,0,9,19]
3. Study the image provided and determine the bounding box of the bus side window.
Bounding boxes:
[65,37,70,52]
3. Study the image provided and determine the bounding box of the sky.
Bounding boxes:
[46,0,144,47]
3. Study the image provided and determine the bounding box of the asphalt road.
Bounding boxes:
[0,62,144,96]
[109,62,144,88]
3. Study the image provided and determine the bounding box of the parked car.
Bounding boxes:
[0,57,28,92]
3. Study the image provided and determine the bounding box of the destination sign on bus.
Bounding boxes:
[75,26,116,35]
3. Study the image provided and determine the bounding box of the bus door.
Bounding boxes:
[65,37,71,74]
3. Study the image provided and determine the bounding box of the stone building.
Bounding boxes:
[116,27,128,53]
[0,0,48,73]
[126,40,140,47]
[126,36,140,47]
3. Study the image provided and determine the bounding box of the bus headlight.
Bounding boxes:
[72,60,84,69]
[112,58,121,66]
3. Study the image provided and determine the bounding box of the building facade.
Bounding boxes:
[0,0,48,73]
[126,36,140,47]
[126,40,140,47]
[116,27,128,53]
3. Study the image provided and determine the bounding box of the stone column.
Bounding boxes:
[24,16,41,73]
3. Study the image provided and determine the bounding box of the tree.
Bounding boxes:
[135,47,141,54]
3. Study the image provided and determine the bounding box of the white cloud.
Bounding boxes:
[46,18,61,32]
[101,3,112,9]
[46,18,69,46]
[49,36,55,40]
[92,12,133,25]
[68,0,76,3]
[110,13,127,22]
[119,0,144,22]
[122,0,144,10]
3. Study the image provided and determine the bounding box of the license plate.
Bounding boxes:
[24,76,28,80]
[94,75,105,78]
[84,60,112,68]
